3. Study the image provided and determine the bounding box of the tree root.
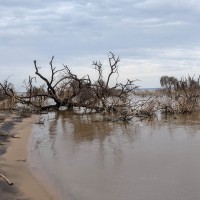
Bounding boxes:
[0,174,14,185]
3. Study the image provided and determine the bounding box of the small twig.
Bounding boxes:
[0,174,14,185]
[17,159,26,162]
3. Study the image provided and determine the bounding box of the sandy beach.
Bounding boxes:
[0,114,54,200]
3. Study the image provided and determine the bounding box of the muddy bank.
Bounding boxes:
[0,112,54,200]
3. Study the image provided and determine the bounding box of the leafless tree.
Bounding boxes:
[0,53,141,121]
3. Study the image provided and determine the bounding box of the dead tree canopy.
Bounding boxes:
[3,53,138,119]
[0,53,139,121]
[32,53,138,115]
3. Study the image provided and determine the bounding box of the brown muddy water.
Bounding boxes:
[28,110,200,200]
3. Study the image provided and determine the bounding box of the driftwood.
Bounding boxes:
[10,135,21,139]
[35,117,45,125]
[0,174,13,185]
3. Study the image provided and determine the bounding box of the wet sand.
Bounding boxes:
[0,114,54,200]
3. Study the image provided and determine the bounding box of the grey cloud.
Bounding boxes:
[0,0,198,44]
[1,0,200,87]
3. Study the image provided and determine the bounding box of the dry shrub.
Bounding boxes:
[159,75,200,114]
[135,98,158,118]
[0,96,16,110]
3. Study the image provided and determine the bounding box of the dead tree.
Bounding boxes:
[32,53,139,120]
[0,53,140,121]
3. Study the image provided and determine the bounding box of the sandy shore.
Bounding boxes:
[0,114,54,200]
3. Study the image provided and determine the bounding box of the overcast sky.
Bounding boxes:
[1,0,200,89]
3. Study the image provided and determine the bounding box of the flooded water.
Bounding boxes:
[29,110,200,200]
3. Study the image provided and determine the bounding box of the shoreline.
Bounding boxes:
[0,114,55,200]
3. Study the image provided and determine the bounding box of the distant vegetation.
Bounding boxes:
[1,53,200,121]
[159,75,200,114]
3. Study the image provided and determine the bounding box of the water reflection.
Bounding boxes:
[44,110,140,164]
[29,111,200,200]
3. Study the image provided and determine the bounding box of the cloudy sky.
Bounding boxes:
[1,0,200,89]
